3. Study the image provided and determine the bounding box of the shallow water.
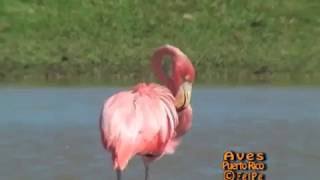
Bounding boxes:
[0,86,319,180]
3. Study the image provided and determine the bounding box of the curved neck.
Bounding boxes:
[151,45,179,94]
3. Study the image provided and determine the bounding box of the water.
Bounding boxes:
[0,86,319,180]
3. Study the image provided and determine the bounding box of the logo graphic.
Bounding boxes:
[221,151,267,180]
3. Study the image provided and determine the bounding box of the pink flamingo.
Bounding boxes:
[99,45,195,180]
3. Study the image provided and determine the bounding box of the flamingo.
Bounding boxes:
[99,44,195,180]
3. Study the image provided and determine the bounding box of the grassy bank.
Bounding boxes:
[0,0,320,85]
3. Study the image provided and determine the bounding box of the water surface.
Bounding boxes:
[0,86,319,180]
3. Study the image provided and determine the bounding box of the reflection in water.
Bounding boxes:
[0,86,319,180]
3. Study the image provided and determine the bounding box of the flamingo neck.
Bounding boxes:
[151,45,179,95]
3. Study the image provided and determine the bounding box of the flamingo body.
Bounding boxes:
[100,83,186,170]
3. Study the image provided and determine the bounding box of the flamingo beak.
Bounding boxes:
[174,82,192,110]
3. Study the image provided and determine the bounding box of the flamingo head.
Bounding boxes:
[172,52,195,111]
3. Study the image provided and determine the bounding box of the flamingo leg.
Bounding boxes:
[116,169,121,180]
[144,165,149,180]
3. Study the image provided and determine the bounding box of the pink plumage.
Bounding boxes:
[100,83,179,170]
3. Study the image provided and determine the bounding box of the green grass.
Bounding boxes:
[0,0,320,85]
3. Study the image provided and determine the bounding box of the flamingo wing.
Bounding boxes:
[99,83,179,170]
